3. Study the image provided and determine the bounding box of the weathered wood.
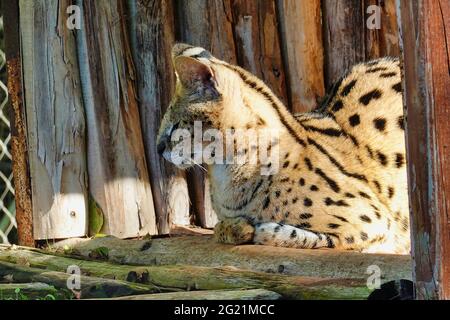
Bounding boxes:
[174,0,239,228]
[0,245,374,299]
[3,0,34,246]
[75,0,157,237]
[277,0,325,112]
[127,0,190,232]
[322,0,365,88]
[99,289,282,300]
[0,260,163,299]
[19,0,88,239]
[0,282,63,300]
[364,0,400,59]
[52,236,412,281]
[231,0,288,107]
[399,0,450,299]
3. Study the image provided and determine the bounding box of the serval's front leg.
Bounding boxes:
[214,217,255,245]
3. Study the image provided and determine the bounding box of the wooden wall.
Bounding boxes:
[6,0,401,240]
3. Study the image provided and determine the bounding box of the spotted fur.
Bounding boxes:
[157,43,410,254]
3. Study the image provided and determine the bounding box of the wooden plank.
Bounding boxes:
[322,0,365,88]
[364,0,400,59]
[231,0,288,107]
[174,0,238,228]
[399,0,450,299]
[76,0,157,237]
[18,0,88,240]
[3,0,34,246]
[277,0,325,112]
[127,0,190,233]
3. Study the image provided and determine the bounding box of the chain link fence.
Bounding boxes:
[0,7,17,244]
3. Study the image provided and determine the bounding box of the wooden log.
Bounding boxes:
[50,236,412,281]
[0,245,373,299]
[75,0,157,237]
[18,0,88,239]
[126,0,190,232]
[0,283,63,300]
[174,0,238,228]
[98,289,282,300]
[277,0,325,112]
[398,0,450,299]
[0,261,163,299]
[231,0,288,107]
[3,0,34,246]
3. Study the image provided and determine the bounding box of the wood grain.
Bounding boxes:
[19,0,88,240]
[277,0,325,112]
[76,0,157,238]
[127,0,190,233]
[399,0,450,299]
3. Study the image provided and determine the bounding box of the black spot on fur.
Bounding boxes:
[349,114,361,127]
[360,232,369,241]
[325,235,335,248]
[310,185,319,191]
[292,197,298,204]
[388,187,395,199]
[274,191,281,198]
[359,191,371,199]
[293,163,299,169]
[290,230,297,238]
[280,177,289,183]
[315,168,340,193]
[373,180,382,193]
[345,192,356,198]
[282,200,288,206]
[299,213,313,220]
[345,236,355,244]
[402,217,409,232]
[366,145,374,159]
[359,89,382,106]
[324,197,349,207]
[299,178,305,186]
[274,225,281,232]
[367,66,388,73]
[328,223,341,229]
[395,153,405,168]
[304,157,313,171]
[380,72,397,78]
[360,215,372,223]
[341,79,357,96]
[392,82,402,93]
[286,188,292,193]
[297,222,312,229]
[373,118,387,131]
[333,215,348,223]
[283,161,290,168]
[377,151,388,166]
[331,100,344,112]
[303,198,313,207]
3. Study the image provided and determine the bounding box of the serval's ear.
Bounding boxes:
[174,56,218,93]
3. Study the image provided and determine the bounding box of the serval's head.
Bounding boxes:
[157,43,268,169]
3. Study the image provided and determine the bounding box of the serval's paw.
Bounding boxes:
[214,217,255,245]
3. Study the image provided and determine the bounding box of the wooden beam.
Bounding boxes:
[3,0,34,246]
[399,0,450,299]
[18,0,88,240]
